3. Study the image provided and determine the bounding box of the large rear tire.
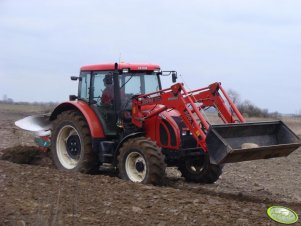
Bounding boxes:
[178,154,223,183]
[117,137,166,185]
[51,110,99,173]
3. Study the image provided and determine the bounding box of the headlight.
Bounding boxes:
[122,68,129,73]
[153,68,161,73]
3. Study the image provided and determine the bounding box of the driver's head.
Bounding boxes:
[103,73,113,86]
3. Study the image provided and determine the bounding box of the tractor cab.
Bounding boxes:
[77,63,162,135]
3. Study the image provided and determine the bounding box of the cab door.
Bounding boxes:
[90,71,117,136]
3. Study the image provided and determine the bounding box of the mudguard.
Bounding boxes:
[50,101,105,138]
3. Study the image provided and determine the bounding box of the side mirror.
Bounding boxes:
[69,95,77,101]
[71,76,79,81]
[172,72,177,83]
[104,74,113,85]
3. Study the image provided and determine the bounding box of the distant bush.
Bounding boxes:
[227,89,281,118]
[237,100,269,118]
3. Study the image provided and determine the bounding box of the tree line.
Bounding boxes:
[227,89,282,118]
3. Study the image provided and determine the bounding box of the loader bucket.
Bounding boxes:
[206,121,301,165]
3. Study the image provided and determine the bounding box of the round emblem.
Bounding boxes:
[267,206,298,224]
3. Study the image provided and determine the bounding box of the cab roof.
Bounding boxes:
[80,63,160,71]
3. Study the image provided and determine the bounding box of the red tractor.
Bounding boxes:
[17,63,301,185]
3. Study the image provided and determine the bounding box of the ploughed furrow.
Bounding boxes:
[1,159,300,226]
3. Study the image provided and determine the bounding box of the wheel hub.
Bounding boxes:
[186,156,205,174]
[135,161,145,172]
[125,152,147,182]
[66,135,81,159]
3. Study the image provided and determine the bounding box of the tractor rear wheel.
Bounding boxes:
[178,154,223,183]
[117,137,166,185]
[51,110,99,173]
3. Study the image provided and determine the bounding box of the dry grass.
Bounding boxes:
[247,116,301,136]
[282,117,301,136]
[0,103,55,114]
[203,112,301,136]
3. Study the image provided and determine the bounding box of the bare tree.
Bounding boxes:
[228,89,270,118]
[227,89,241,105]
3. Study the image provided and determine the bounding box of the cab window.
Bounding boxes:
[78,72,91,101]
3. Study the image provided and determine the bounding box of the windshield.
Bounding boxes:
[120,73,160,96]
[78,71,160,105]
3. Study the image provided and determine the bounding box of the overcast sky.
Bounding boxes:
[1,0,301,114]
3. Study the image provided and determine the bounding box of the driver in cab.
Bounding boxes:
[101,74,114,105]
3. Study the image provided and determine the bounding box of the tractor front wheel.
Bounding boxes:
[178,154,223,183]
[117,137,166,185]
[51,110,99,173]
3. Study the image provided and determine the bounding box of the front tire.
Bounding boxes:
[117,137,166,185]
[51,110,99,173]
[178,154,223,183]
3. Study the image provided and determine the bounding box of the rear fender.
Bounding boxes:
[50,101,105,138]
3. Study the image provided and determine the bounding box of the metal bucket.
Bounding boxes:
[206,121,301,164]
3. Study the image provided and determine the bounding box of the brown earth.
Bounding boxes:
[0,104,301,225]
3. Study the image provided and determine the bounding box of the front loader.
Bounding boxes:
[15,63,301,185]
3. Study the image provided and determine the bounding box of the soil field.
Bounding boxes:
[0,103,301,225]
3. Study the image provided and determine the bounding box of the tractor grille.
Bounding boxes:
[160,119,177,146]
[172,116,197,149]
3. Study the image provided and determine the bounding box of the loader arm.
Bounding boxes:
[132,82,301,165]
[188,82,245,123]
[131,82,243,152]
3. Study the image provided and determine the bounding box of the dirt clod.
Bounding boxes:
[241,143,259,149]
[0,145,53,167]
